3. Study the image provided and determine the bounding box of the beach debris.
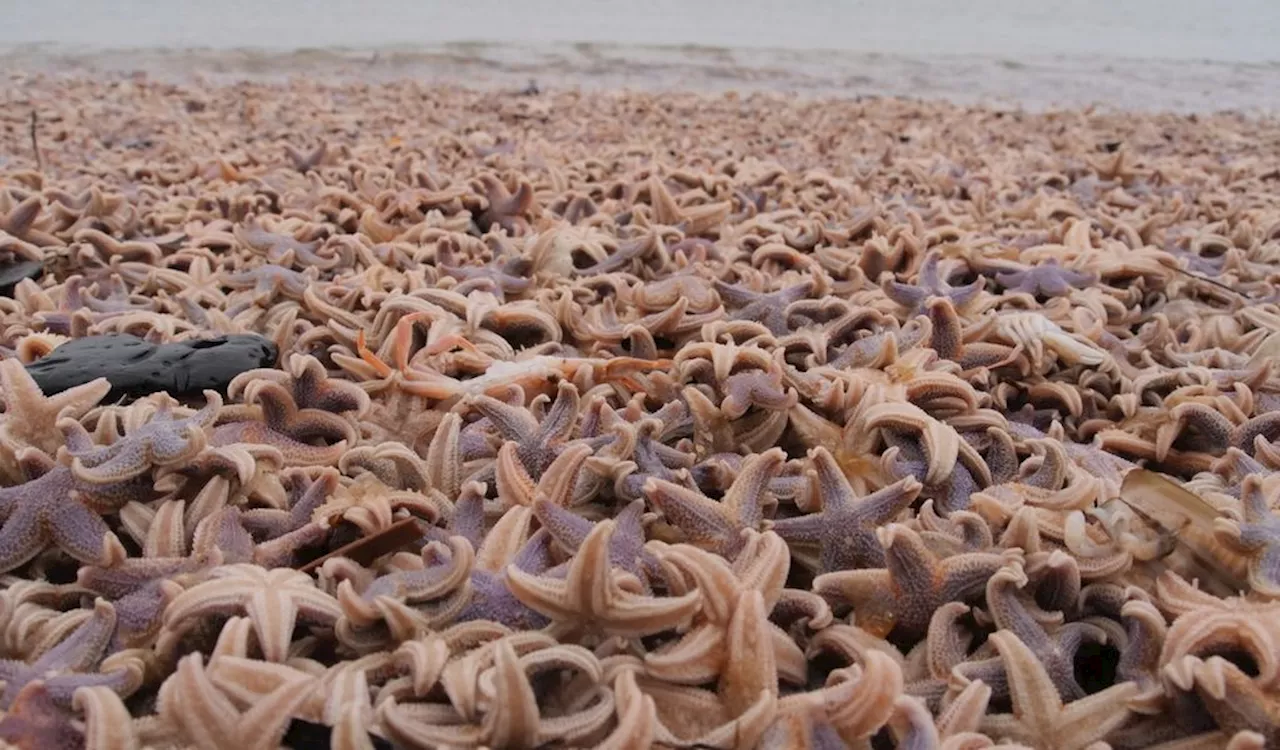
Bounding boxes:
[25,334,277,400]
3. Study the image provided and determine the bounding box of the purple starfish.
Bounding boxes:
[0,599,135,709]
[533,498,661,584]
[771,448,922,574]
[881,253,984,316]
[714,278,814,336]
[0,458,146,574]
[457,534,555,630]
[0,681,85,748]
[994,258,1096,297]
[952,565,1107,704]
[427,493,554,630]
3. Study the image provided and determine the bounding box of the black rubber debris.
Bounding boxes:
[26,333,278,401]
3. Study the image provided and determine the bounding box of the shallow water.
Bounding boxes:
[7,0,1280,62]
[3,0,1279,112]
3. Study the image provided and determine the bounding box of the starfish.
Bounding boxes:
[157,652,312,750]
[643,447,784,557]
[240,470,334,541]
[532,498,659,584]
[0,598,141,710]
[620,588,779,749]
[237,469,335,566]
[0,454,139,573]
[228,353,369,416]
[951,563,1107,704]
[881,252,984,316]
[993,258,1097,297]
[770,447,922,574]
[211,420,346,468]
[233,219,328,269]
[222,264,318,305]
[338,441,433,493]
[437,238,533,297]
[714,278,814,336]
[335,536,475,640]
[380,637,614,749]
[1163,655,1280,744]
[720,368,799,418]
[505,519,701,638]
[239,378,358,443]
[456,529,555,631]
[63,392,221,484]
[761,649,903,748]
[284,140,328,172]
[0,193,60,247]
[979,630,1137,750]
[493,440,594,510]
[1214,475,1280,596]
[616,416,696,501]
[464,379,579,478]
[470,173,535,234]
[847,401,986,490]
[813,523,1016,640]
[215,380,354,467]
[170,255,227,308]
[163,564,343,662]
[0,681,85,749]
[644,531,799,686]
[0,358,109,466]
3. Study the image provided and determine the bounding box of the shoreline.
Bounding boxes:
[4,42,1279,114]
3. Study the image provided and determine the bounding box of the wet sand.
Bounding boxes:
[3,42,1279,114]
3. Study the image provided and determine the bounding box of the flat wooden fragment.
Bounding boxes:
[298,517,424,574]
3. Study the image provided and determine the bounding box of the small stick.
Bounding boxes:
[297,517,424,574]
[1168,264,1246,299]
[29,110,42,172]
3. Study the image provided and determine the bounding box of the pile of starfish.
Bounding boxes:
[0,73,1277,749]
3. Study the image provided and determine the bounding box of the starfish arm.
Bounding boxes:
[986,630,1064,734]
[466,395,540,443]
[71,444,153,483]
[984,566,1058,655]
[73,686,141,750]
[770,514,827,544]
[162,654,244,746]
[494,441,538,507]
[244,588,299,663]
[482,639,541,748]
[0,503,48,572]
[807,446,858,514]
[531,442,593,507]
[646,623,726,684]
[812,563,895,596]
[719,448,784,529]
[643,478,738,552]
[48,500,126,566]
[42,669,138,709]
[31,599,116,674]
[938,551,1022,603]
[535,381,581,443]
[532,498,595,551]
[1056,682,1142,743]
[163,577,262,630]
[859,476,925,525]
